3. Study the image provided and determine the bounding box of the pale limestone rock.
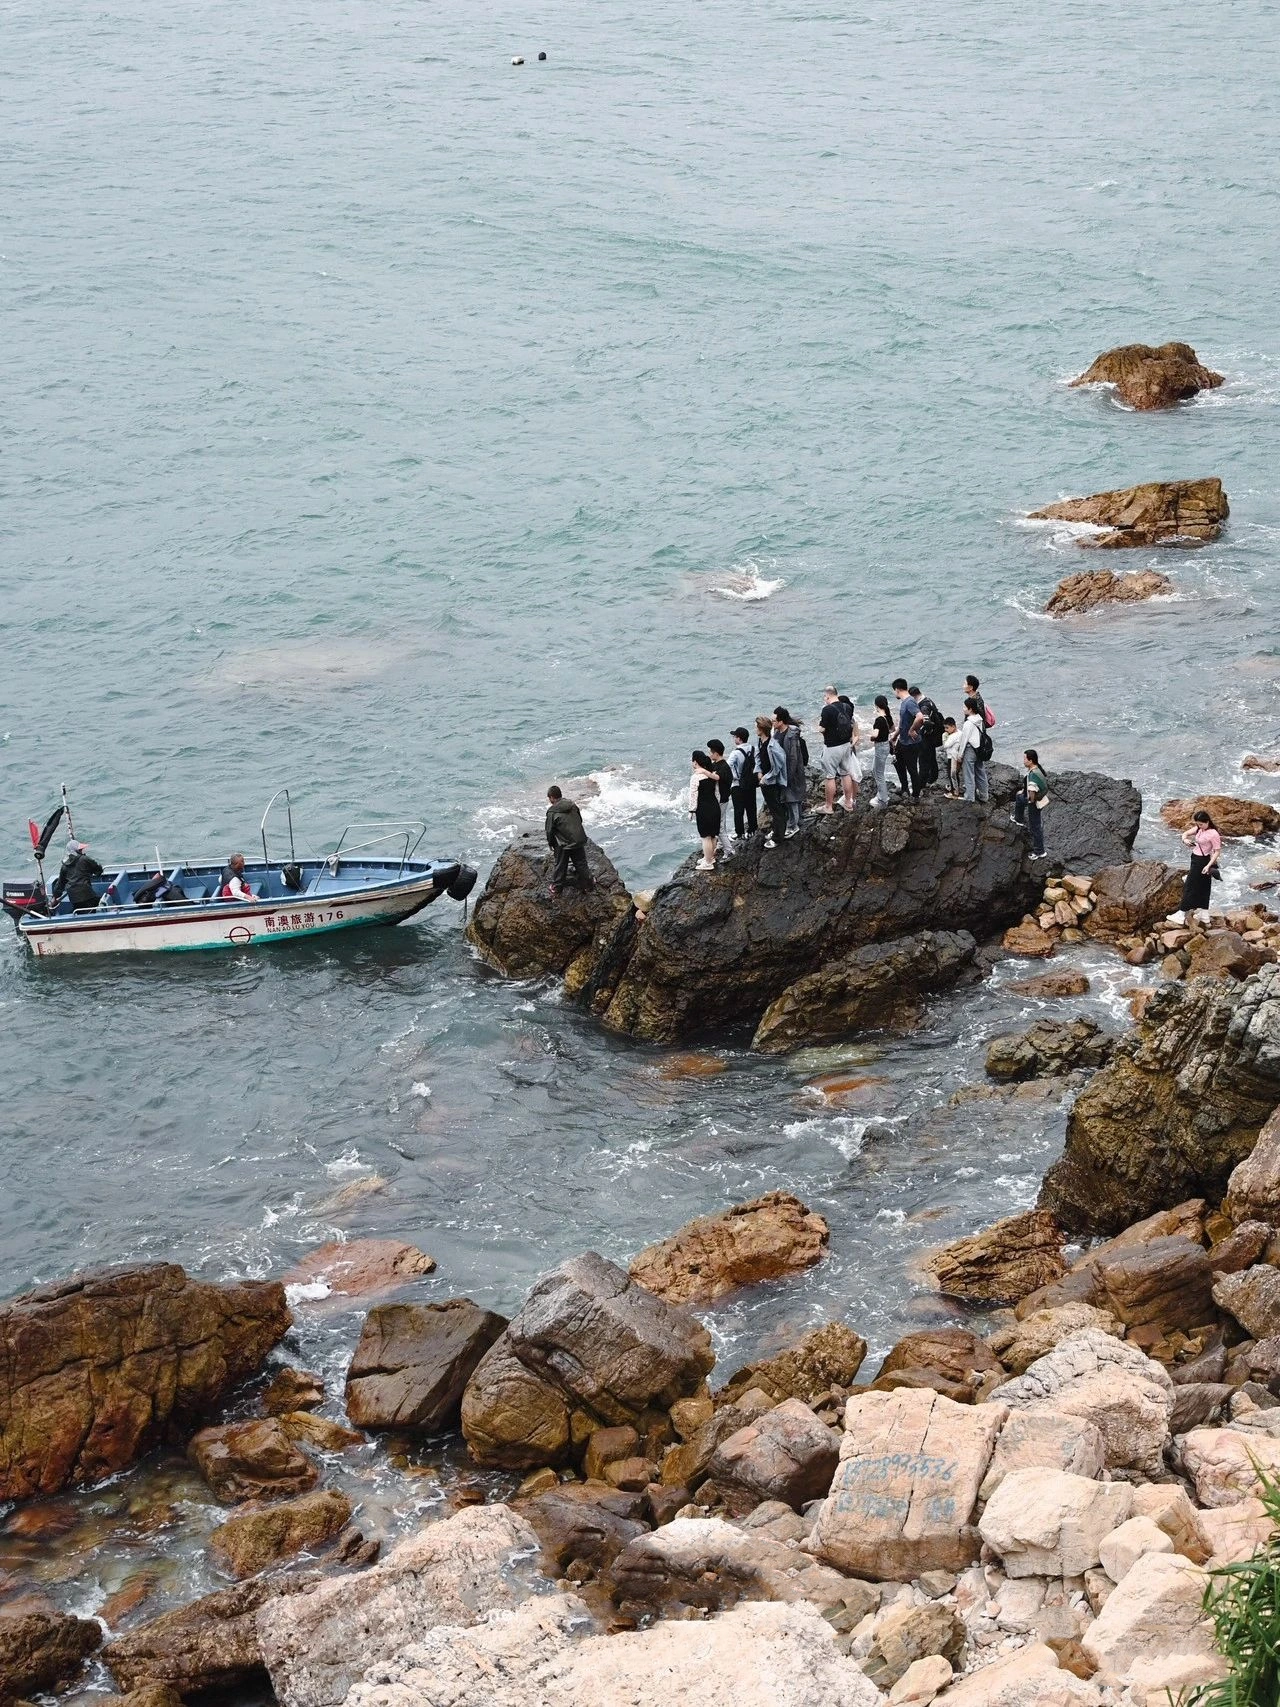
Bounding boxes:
[1127,1652,1228,1705]
[888,1654,952,1705]
[1198,1497,1276,1564]
[978,1409,1105,1500]
[992,1576,1085,1641]
[1179,1426,1280,1507]
[811,1389,1005,1580]
[993,1331,1173,1473]
[979,1467,1132,1577]
[931,1643,1102,1705]
[1080,1552,1216,1686]
[1096,1514,1173,1583]
[339,1594,884,1707]
[988,1304,1122,1376]
[609,1516,856,1621]
[1128,1484,1211,1563]
[258,1504,543,1707]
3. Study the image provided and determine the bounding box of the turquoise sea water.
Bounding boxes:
[2,0,1280,1589]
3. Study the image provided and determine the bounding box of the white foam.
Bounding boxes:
[285,1281,331,1305]
[324,1146,368,1176]
[710,559,786,602]
[410,1081,431,1099]
[782,1114,869,1160]
[580,767,683,827]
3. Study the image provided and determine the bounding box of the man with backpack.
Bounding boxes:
[911,685,945,790]
[817,686,860,814]
[727,726,758,839]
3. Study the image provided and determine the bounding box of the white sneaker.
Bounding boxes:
[784,827,799,839]
[695,858,715,871]
[1166,910,1186,926]
[763,837,776,849]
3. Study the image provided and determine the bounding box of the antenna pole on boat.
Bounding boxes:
[61,784,75,841]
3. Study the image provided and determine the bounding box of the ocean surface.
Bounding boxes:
[3,0,1279,1627]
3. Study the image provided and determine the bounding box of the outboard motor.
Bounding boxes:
[282,862,305,893]
[447,865,478,902]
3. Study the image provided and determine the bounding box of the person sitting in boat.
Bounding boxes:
[219,853,253,900]
[51,841,104,911]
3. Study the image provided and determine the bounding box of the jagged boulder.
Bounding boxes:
[985,1019,1114,1083]
[1069,342,1224,410]
[465,833,632,982]
[629,1192,829,1305]
[0,1263,290,1500]
[1083,861,1185,941]
[1223,1106,1280,1225]
[575,778,1136,1044]
[715,1321,868,1409]
[872,1328,1004,1403]
[1039,964,1280,1234]
[752,929,976,1052]
[995,1332,1173,1475]
[1045,568,1172,616]
[0,1610,102,1698]
[923,1210,1067,1307]
[1161,795,1280,838]
[461,1252,714,1470]
[1028,478,1228,547]
[344,1299,508,1432]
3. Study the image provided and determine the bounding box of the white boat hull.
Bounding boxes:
[19,877,442,957]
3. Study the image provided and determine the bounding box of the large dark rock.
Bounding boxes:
[0,1264,291,1501]
[985,1018,1115,1083]
[582,779,1135,1045]
[464,834,631,983]
[1069,342,1225,411]
[103,1577,314,1695]
[461,1253,714,1470]
[0,1610,102,1698]
[344,1299,508,1432]
[188,1419,318,1504]
[752,929,976,1053]
[1040,963,1280,1235]
[1028,478,1228,547]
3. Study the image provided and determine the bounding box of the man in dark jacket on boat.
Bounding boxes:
[545,787,595,898]
[52,841,104,911]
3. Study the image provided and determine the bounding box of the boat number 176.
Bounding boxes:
[264,910,346,931]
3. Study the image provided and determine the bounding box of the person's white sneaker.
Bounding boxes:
[695,858,715,871]
[1166,910,1186,925]
[784,827,799,839]
[816,806,834,815]
[763,837,776,849]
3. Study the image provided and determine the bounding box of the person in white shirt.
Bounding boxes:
[941,717,964,797]
[960,698,986,802]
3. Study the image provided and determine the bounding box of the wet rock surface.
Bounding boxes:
[0,1264,290,1500]
[985,1019,1114,1083]
[0,1608,102,1698]
[189,1419,319,1504]
[1029,477,1228,547]
[628,1192,829,1305]
[1069,341,1224,410]
[752,929,977,1053]
[1045,568,1172,616]
[464,833,631,981]
[209,1488,354,1580]
[283,1241,436,1305]
[714,1320,867,1408]
[1161,793,1280,838]
[923,1210,1067,1306]
[344,1299,508,1432]
[1039,963,1280,1234]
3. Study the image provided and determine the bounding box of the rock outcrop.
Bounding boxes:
[209,1489,353,1580]
[460,1252,714,1470]
[923,1210,1067,1306]
[1082,861,1185,941]
[188,1419,319,1503]
[995,1332,1173,1475]
[0,1263,290,1500]
[985,1019,1114,1083]
[1223,1105,1280,1225]
[1161,794,1280,838]
[464,833,631,982]
[752,929,976,1053]
[979,1468,1132,1578]
[104,1576,316,1695]
[714,1321,868,1409]
[1028,478,1228,547]
[1069,342,1224,411]
[344,1299,507,1432]
[0,1609,102,1698]
[628,1192,829,1305]
[1039,963,1280,1234]
[1045,568,1172,616]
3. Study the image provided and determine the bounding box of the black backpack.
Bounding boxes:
[797,732,809,767]
[738,744,756,786]
[920,699,945,747]
[977,724,994,762]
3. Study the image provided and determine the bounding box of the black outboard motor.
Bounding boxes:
[282,862,305,893]
[447,865,478,902]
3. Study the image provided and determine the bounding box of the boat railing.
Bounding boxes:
[260,788,298,867]
[330,822,428,876]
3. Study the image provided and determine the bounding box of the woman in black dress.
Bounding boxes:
[688,750,721,870]
[1177,809,1222,915]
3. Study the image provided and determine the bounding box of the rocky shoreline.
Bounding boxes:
[5,772,1280,1707]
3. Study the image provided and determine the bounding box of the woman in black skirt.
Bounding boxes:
[688,750,722,871]
[1178,809,1222,915]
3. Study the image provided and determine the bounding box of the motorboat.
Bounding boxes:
[2,788,478,958]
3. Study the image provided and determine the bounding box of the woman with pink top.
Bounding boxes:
[1178,809,1221,914]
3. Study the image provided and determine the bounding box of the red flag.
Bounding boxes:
[28,819,40,849]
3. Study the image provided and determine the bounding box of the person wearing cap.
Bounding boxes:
[726,726,758,840]
[52,840,105,911]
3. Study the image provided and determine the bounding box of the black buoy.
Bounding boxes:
[537,51,547,61]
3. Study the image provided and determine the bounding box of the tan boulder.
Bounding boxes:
[1092,1234,1216,1336]
[1129,1484,1211,1563]
[1244,754,1280,773]
[1045,568,1172,616]
[1161,794,1280,837]
[932,1643,1102,1705]
[872,1328,1004,1404]
[629,1191,830,1306]
[283,1240,435,1307]
[263,1368,325,1414]
[715,1320,867,1408]
[1080,1552,1218,1687]
[1028,477,1228,548]
[1007,970,1091,998]
[1224,1106,1280,1226]
[979,1467,1132,1577]
[810,1388,1006,1580]
[1185,929,1272,981]
[1213,1263,1280,1338]
[988,1303,1122,1374]
[1069,342,1224,410]
[0,1609,102,1698]
[609,1516,855,1624]
[188,1419,319,1504]
[923,1211,1066,1306]
[1198,1496,1276,1564]
[703,1398,840,1513]
[1178,1426,1280,1506]
[862,1601,964,1690]
[1002,921,1057,958]
[994,1331,1173,1473]
[277,1412,365,1454]
[344,1299,507,1432]
[888,1654,952,1705]
[209,1489,353,1580]
[1082,861,1184,940]
[978,1409,1106,1499]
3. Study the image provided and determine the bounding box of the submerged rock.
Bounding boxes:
[1039,963,1280,1234]
[628,1192,829,1305]
[283,1240,435,1306]
[464,833,631,982]
[985,1018,1114,1082]
[0,1609,102,1698]
[461,1252,714,1470]
[1045,567,1172,616]
[1028,477,1228,547]
[1160,793,1280,838]
[1069,341,1224,411]
[344,1299,508,1432]
[752,929,976,1053]
[1008,969,1091,998]
[923,1210,1067,1306]
[0,1263,290,1500]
